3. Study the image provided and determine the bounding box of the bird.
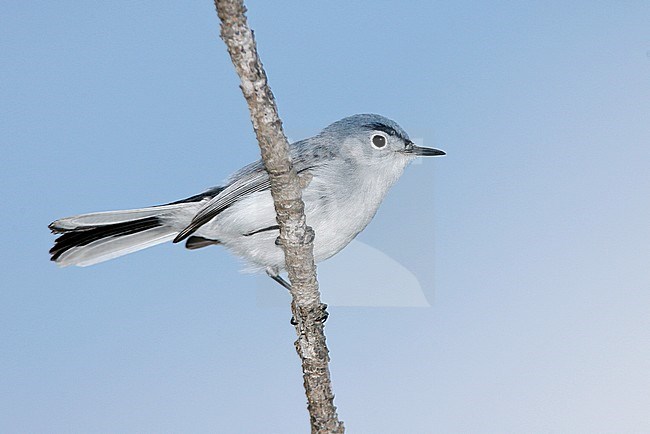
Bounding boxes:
[49,114,445,287]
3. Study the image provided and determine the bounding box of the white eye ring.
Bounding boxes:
[371,134,387,149]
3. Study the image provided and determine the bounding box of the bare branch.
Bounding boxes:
[214,1,344,432]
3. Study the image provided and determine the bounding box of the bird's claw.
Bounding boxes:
[289,304,329,325]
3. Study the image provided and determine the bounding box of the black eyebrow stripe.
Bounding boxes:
[364,122,407,141]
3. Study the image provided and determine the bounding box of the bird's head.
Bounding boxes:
[318,114,445,169]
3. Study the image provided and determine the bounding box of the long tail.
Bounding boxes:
[49,202,201,267]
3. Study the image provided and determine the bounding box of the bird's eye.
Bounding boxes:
[371,134,387,149]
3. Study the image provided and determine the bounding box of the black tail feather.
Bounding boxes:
[49,217,162,262]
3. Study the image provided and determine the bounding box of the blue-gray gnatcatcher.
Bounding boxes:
[49,114,444,287]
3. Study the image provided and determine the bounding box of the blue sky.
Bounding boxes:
[2,1,650,432]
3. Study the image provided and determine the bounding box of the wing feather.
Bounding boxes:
[173,139,327,243]
[173,167,270,242]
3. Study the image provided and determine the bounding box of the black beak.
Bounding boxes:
[402,141,446,156]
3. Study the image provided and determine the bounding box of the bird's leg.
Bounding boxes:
[265,269,328,324]
[266,269,297,324]
[266,269,292,291]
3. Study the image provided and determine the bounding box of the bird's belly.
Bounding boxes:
[307,198,375,263]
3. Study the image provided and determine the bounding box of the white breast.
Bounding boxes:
[304,159,409,263]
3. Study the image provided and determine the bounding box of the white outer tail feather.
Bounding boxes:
[50,203,202,267]
[52,203,190,230]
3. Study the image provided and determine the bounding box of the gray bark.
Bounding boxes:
[214,1,344,432]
